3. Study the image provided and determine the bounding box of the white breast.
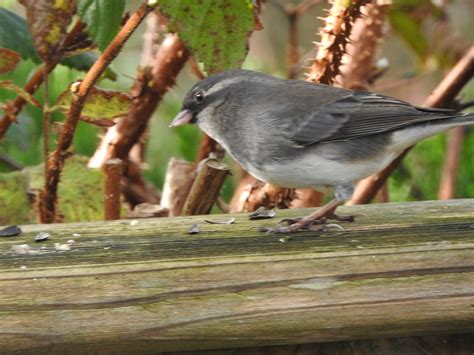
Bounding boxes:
[246,152,398,188]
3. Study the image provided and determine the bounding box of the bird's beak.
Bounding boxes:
[169,109,194,127]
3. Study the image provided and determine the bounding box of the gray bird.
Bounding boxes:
[171,70,474,233]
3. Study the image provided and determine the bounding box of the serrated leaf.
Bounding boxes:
[158,0,257,74]
[28,156,110,223]
[77,0,126,51]
[0,80,41,108]
[19,0,76,62]
[56,86,131,123]
[389,9,429,60]
[0,48,21,74]
[0,8,112,76]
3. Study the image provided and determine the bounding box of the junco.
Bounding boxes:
[171,70,473,233]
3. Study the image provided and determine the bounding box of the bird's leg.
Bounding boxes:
[260,184,355,234]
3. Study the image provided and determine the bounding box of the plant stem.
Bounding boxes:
[38,2,153,223]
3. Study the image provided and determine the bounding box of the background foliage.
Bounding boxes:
[0,0,472,224]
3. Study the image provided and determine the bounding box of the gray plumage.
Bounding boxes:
[172,70,473,201]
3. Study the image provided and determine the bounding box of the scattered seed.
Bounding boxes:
[11,244,30,254]
[204,218,236,225]
[249,207,276,220]
[188,224,200,235]
[54,243,71,251]
[72,233,81,237]
[34,232,50,242]
[0,225,22,237]
[67,240,75,244]
[130,220,139,226]
[278,237,292,243]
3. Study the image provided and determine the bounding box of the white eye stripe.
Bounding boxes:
[206,77,243,96]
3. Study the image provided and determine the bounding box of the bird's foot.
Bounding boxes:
[259,199,354,234]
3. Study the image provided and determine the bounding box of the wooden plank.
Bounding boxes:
[0,199,473,353]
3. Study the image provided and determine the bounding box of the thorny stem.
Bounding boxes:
[307,0,371,85]
[349,47,474,205]
[38,2,153,223]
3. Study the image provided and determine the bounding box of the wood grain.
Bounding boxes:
[0,199,473,353]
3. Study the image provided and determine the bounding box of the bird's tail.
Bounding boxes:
[446,112,474,126]
[391,112,473,151]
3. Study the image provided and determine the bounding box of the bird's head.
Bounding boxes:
[169,70,257,130]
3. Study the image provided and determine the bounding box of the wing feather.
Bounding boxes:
[288,90,458,146]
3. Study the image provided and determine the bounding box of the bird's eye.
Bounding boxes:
[194,91,204,103]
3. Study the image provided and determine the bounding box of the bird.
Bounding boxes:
[170,69,474,233]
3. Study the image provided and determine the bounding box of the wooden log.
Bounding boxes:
[182,158,229,215]
[160,158,195,216]
[103,158,123,220]
[0,199,473,353]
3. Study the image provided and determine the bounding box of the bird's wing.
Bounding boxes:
[287,91,457,146]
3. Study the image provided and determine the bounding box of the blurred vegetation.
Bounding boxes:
[0,0,473,223]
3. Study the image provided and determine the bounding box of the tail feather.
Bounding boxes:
[390,112,473,151]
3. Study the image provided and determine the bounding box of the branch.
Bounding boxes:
[38,2,153,223]
[437,127,465,200]
[349,47,474,205]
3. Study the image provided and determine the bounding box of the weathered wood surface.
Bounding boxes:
[0,199,473,354]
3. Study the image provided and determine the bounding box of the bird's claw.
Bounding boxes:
[260,213,354,234]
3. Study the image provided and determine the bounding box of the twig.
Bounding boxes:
[0,20,86,140]
[438,127,465,200]
[104,158,123,220]
[38,2,153,223]
[189,56,206,80]
[182,158,230,216]
[349,47,474,205]
[161,158,196,216]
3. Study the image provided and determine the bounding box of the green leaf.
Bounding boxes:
[0,9,113,77]
[19,0,76,61]
[0,80,41,108]
[388,9,429,61]
[61,52,117,81]
[0,8,39,62]
[0,170,33,225]
[158,0,257,74]
[56,86,132,126]
[0,9,114,76]
[0,48,21,74]
[28,156,109,223]
[77,0,126,51]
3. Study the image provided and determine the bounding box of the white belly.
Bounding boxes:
[246,153,398,188]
